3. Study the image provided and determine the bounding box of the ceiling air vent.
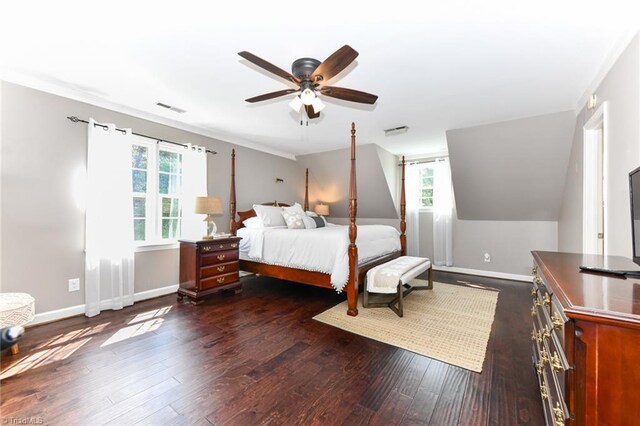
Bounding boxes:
[384,125,409,136]
[156,102,187,114]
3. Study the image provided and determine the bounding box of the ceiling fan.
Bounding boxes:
[238,45,378,119]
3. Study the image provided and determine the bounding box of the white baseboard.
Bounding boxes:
[433,265,532,283]
[29,284,179,327]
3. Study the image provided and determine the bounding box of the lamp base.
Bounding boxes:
[203,217,217,240]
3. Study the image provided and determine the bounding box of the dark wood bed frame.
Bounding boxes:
[229,123,407,316]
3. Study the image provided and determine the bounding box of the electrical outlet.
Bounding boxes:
[484,252,491,263]
[68,278,80,292]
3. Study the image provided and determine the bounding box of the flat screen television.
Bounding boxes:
[630,166,640,267]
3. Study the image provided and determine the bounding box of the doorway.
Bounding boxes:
[583,102,607,255]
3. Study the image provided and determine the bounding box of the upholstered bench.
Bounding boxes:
[363,256,432,317]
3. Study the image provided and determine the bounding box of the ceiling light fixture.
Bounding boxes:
[300,88,316,105]
[289,96,303,112]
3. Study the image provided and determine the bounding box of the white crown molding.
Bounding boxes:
[28,284,179,326]
[575,29,639,111]
[0,71,297,160]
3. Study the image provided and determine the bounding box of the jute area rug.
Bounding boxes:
[313,280,499,373]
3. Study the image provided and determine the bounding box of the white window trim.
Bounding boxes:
[132,136,184,247]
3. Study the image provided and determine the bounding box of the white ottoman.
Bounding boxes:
[0,293,35,354]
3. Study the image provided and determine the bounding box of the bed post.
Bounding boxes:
[347,123,359,316]
[304,168,309,211]
[400,156,407,256]
[230,149,237,236]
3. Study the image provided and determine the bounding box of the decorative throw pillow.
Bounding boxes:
[281,210,305,229]
[253,204,286,227]
[302,214,316,229]
[311,216,325,228]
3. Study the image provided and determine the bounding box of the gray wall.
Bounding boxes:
[297,144,399,219]
[558,34,640,256]
[447,111,575,221]
[0,82,304,313]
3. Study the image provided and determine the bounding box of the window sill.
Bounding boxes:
[134,242,180,253]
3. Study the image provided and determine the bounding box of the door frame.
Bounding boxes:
[582,102,608,255]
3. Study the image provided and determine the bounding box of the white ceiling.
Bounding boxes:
[1,1,638,158]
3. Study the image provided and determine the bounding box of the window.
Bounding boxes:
[417,163,434,208]
[131,136,183,244]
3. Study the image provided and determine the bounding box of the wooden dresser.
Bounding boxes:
[178,237,242,304]
[531,251,640,425]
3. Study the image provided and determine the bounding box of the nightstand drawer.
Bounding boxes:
[201,261,239,278]
[201,272,239,290]
[199,241,240,253]
[201,250,238,266]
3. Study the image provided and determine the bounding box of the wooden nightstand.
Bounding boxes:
[178,237,242,304]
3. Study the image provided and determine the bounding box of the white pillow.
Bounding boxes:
[243,216,264,229]
[306,210,318,217]
[282,203,305,215]
[253,204,286,227]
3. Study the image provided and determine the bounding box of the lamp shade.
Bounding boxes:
[314,203,329,216]
[194,196,223,215]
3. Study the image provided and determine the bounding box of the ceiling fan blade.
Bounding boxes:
[238,51,300,85]
[319,86,378,104]
[245,89,298,103]
[305,104,320,119]
[311,45,359,83]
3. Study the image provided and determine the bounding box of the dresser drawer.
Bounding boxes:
[201,261,239,278]
[199,240,240,253]
[201,250,238,266]
[201,271,239,290]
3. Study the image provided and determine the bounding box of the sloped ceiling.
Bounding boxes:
[297,144,398,219]
[447,111,575,221]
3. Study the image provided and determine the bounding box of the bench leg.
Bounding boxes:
[10,343,19,355]
[427,266,433,289]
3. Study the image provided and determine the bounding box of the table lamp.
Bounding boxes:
[314,203,329,217]
[194,196,223,239]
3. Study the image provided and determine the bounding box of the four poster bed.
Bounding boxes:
[229,123,407,316]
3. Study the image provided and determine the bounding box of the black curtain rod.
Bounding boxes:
[67,116,217,155]
[397,158,441,166]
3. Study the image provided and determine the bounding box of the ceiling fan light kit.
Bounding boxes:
[239,45,378,120]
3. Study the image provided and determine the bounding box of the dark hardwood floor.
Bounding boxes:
[0,272,543,425]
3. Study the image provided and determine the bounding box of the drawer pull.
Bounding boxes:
[201,246,213,252]
[534,276,542,285]
[551,352,564,372]
[542,293,551,306]
[531,306,537,317]
[217,277,225,284]
[553,402,565,425]
[542,325,551,340]
[217,255,226,261]
[536,359,545,375]
[231,243,238,248]
[532,266,538,275]
[531,287,537,297]
[540,347,550,363]
[540,383,549,400]
[217,266,225,272]
[551,312,564,329]
[219,244,224,249]
[531,330,542,344]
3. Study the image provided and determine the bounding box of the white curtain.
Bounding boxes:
[85,119,135,317]
[433,158,454,266]
[180,144,208,239]
[405,163,420,256]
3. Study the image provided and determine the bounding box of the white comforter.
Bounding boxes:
[237,225,401,292]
